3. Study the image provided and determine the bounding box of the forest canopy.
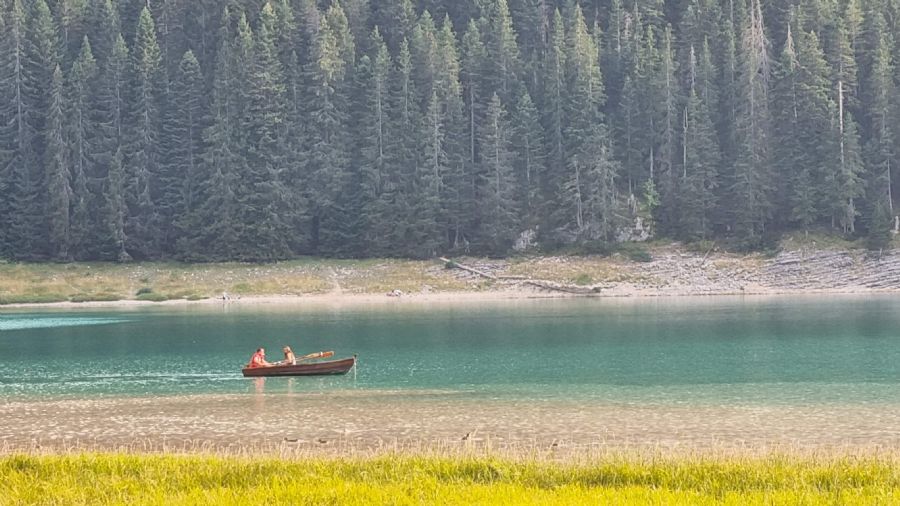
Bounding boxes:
[0,0,898,261]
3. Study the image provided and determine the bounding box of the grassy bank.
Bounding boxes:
[2,235,898,305]
[2,453,899,505]
[0,259,473,305]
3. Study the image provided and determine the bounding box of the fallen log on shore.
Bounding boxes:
[439,257,600,295]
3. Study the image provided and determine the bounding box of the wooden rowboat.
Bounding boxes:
[241,356,356,377]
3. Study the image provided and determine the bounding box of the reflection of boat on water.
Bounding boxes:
[242,356,356,377]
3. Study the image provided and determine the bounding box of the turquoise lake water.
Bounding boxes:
[3,295,900,405]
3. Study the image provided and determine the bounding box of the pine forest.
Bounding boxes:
[1,0,899,261]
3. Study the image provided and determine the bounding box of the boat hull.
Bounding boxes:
[241,357,356,377]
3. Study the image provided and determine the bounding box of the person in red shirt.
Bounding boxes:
[248,348,271,368]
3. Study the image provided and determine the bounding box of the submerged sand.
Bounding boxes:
[4,390,900,456]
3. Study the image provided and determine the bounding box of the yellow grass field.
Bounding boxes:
[2,452,900,505]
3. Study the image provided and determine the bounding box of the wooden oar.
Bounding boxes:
[297,350,334,362]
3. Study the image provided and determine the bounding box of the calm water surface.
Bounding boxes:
[2,295,900,405]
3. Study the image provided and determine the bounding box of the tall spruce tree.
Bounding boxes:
[481,0,521,105]
[65,37,96,258]
[434,16,467,251]
[186,7,242,260]
[560,3,606,239]
[863,30,895,216]
[510,90,544,226]
[461,19,486,207]
[164,50,208,252]
[654,26,681,235]
[11,0,60,259]
[356,30,391,252]
[0,0,30,257]
[125,7,164,259]
[795,29,838,230]
[379,38,424,256]
[306,1,355,255]
[236,3,293,260]
[417,89,447,255]
[772,23,802,221]
[83,0,119,66]
[541,8,566,228]
[680,45,721,240]
[476,93,518,253]
[732,0,774,246]
[46,64,70,259]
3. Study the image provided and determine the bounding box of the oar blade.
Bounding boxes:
[299,350,335,361]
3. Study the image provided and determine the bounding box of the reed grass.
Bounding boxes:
[2,452,899,505]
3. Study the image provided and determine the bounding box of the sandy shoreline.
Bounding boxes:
[4,391,900,457]
[3,285,900,310]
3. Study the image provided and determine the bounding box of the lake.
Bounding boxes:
[3,295,900,451]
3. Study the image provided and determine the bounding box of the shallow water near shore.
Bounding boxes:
[3,295,900,450]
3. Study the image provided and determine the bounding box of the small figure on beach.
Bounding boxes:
[387,289,403,297]
[247,348,271,368]
[279,346,296,365]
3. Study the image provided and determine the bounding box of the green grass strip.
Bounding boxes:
[2,453,900,505]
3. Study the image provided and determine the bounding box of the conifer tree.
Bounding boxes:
[341,0,370,53]
[46,64,70,259]
[379,38,423,256]
[88,33,130,261]
[511,90,544,224]
[307,1,355,254]
[179,0,220,78]
[356,30,391,252]
[582,128,621,241]
[410,12,437,111]
[0,0,30,257]
[66,37,96,258]
[373,0,415,51]
[863,31,895,215]
[481,0,521,105]
[11,0,59,258]
[560,3,605,238]
[83,0,119,67]
[732,0,774,246]
[617,75,643,196]
[477,93,518,253]
[156,0,187,80]
[235,3,293,260]
[655,25,681,234]
[680,45,721,240]
[868,196,893,250]
[769,22,795,213]
[55,0,86,63]
[507,0,542,89]
[417,89,447,255]
[125,7,164,259]
[796,29,838,228]
[186,10,251,260]
[164,50,208,251]
[836,114,865,233]
[717,10,740,170]
[541,8,566,215]
[461,19,486,199]
[434,16,467,251]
